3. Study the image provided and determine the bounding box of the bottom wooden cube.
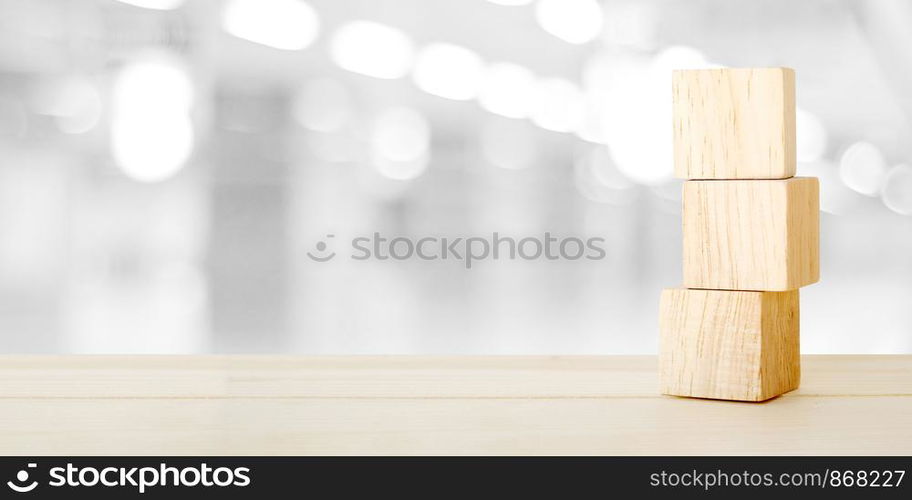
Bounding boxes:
[659,287,799,402]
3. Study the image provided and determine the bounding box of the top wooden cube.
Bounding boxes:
[673,68,796,180]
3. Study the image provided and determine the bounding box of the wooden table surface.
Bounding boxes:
[0,355,909,455]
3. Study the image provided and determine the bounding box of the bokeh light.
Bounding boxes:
[529,77,584,133]
[796,107,828,162]
[221,0,319,51]
[478,62,536,119]
[602,2,657,49]
[881,164,912,215]
[486,0,533,6]
[799,161,864,215]
[370,107,430,180]
[111,57,194,183]
[373,157,429,182]
[534,0,604,45]
[839,141,887,196]
[584,48,712,185]
[115,0,185,10]
[650,45,713,75]
[330,21,415,79]
[412,43,484,101]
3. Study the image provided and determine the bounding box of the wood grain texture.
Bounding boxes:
[673,67,796,179]
[0,355,909,455]
[683,177,819,291]
[659,288,799,401]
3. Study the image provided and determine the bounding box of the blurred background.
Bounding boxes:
[0,0,910,353]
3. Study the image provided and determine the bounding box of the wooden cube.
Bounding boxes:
[683,177,819,291]
[673,68,795,179]
[659,288,800,401]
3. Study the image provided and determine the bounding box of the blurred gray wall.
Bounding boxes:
[0,0,910,353]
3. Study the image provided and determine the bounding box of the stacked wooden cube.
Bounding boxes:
[660,68,820,402]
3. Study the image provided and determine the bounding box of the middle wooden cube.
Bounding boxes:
[683,177,819,291]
